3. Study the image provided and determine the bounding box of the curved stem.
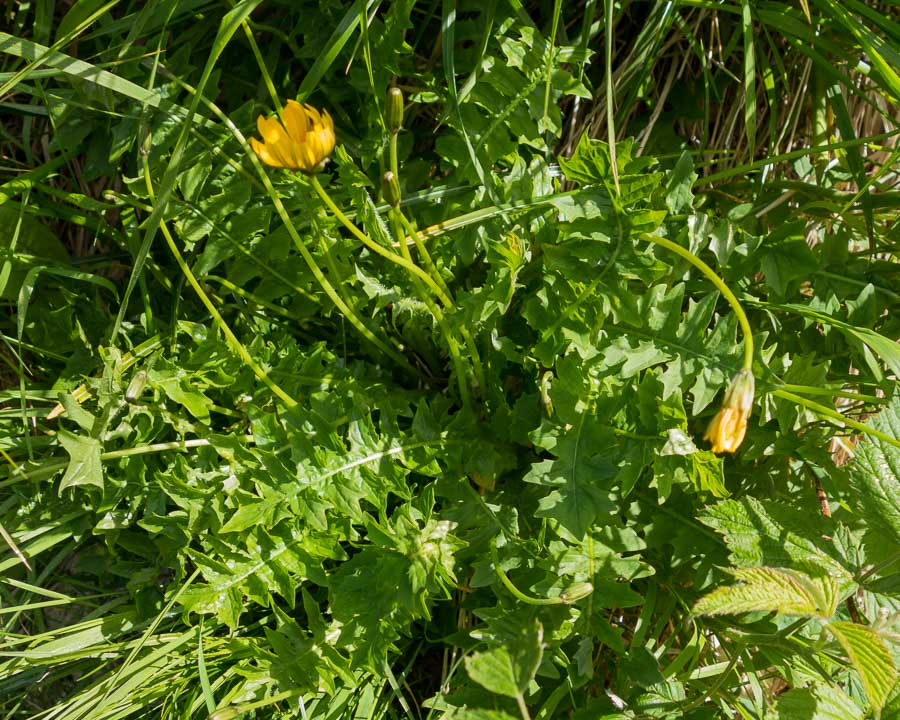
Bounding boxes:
[239,19,281,115]
[489,541,581,606]
[640,232,754,370]
[389,210,472,410]
[772,383,882,404]
[396,210,453,299]
[396,211,485,393]
[604,0,620,194]
[259,174,414,373]
[171,87,413,373]
[159,224,298,408]
[141,157,298,408]
[309,175,454,307]
[386,125,485,396]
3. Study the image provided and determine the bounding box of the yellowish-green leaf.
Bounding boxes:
[766,682,865,720]
[693,567,842,619]
[827,621,899,713]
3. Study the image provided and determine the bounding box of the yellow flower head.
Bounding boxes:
[704,369,755,453]
[250,100,335,173]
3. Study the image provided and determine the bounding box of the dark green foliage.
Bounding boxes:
[1,1,898,719]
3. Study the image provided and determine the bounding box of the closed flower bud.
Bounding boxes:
[125,370,148,403]
[387,87,404,133]
[559,582,594,604]
[704,369,755,453]
[382,171,401,207]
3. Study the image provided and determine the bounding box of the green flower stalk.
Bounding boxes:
[639,232,756,453]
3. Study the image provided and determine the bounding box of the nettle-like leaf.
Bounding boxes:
[766,683,865,720]
[827,621,899,713]
[693,566,840,618]
[536,526,653,608]
[847,396,900,545]
[560,136,659,196]
[180,525,340,630]
[254,402,421,525]
[328,501,462,670]
[264,601,354,696]
[700,497,855,591]
[436,23,589,185]
[364,502,461,615]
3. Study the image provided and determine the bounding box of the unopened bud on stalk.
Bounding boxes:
[382,171,401,207]
[704,369,755,453]
[387,87,404,133]
[559,582,594,604]
[125,370,148,404]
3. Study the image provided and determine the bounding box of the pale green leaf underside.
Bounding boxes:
[767,682,865,720]
[693,567,841,619]
[827,621,899,712]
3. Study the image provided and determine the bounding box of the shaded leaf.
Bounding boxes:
[767,683,865,720]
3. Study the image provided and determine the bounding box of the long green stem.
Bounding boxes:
[396,211,452,303]
[141,158,298,408]
[640,232,754,370]
[386,115,485,396]
[773,383,882,404]
[256,175,414,373]
[604,0,620,194]
[239,17,281,114]
[309,175,453,307]
[164,81,413,373]
[159,224,298,407]
[489,541,590,606]
[389,210,472,409]
[396,211,486,393]
[772,389,900,450]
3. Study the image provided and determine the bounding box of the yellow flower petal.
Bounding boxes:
[250,137,276,167]
[704,371,754,453]
[257,114,285,144]
[281,100,308,143]
[250,101,336,173]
